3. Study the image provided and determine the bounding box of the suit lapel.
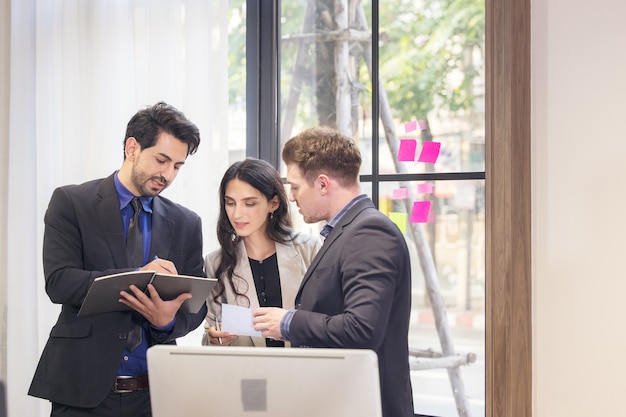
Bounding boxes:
[275,239,304,309]
[94,177,175,267]
[235,242,258,307]
[150,198,174,259]
[296,198,374,297]
[95,175,127,268]
[235,242,267,348]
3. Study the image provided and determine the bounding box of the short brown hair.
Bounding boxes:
[282,126,361,186]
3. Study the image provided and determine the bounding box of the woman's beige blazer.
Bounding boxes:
[202,232,321,347]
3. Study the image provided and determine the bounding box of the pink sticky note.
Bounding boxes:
[397,139,417,161]
[418,119,428,131]
[404,120,418,133]
[417,142,441,163]
[417,183,434,194]
[392,188,408,199]
[410,200,431,223]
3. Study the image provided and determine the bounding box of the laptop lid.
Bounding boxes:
[147,345,382,417]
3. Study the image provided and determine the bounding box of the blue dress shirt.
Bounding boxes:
[113,172,174,376]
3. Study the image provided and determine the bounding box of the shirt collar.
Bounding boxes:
[113,171,154,213]
[325,194,368,229]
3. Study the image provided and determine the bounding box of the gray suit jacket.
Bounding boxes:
[289,197,414,417]
[204,233,321,347]
[28,174,207,408]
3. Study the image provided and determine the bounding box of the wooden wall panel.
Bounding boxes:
[485,0,532,416]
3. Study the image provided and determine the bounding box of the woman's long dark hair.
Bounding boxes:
[213,158,293,306]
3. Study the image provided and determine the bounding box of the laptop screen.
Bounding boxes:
[147,345,382,417]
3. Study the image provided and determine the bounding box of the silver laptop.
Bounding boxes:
[147,345,382,417]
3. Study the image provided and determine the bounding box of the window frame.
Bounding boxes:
[246,0,281,166]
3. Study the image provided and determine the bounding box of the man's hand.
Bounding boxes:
[252,307,288,341]
[119,284,190,327]
[140,257,178,275]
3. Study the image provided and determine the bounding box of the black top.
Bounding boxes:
[248,253,284,347]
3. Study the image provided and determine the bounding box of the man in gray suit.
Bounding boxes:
[29,102,207,417]
[253,126,414,417]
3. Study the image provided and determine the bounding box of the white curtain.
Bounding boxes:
[3,1,230,415]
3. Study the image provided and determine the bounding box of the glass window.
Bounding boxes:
[277,1,485,416]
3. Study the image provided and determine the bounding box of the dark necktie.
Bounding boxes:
[126,198,144,266]
[320,224,333,239]
[126,197,144,352]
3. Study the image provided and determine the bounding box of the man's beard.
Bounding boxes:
[131,170,168,197]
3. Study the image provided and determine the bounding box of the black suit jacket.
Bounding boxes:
[28,174,207,408]
[289,197,414,417]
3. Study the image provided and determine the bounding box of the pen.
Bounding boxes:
[153,255,174,274]
[215,317,222,345]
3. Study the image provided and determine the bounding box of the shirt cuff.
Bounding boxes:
[280,309,296,341]
[151,317,176,333]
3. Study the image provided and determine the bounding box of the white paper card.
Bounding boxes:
[221,303,262,337]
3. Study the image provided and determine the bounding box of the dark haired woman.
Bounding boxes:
[202,158,321,347]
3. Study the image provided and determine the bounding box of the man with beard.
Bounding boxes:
[29,102,207,417]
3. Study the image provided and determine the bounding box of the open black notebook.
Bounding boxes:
[77,270,216,316]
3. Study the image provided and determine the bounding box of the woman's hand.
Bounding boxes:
[207,324,238,346]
